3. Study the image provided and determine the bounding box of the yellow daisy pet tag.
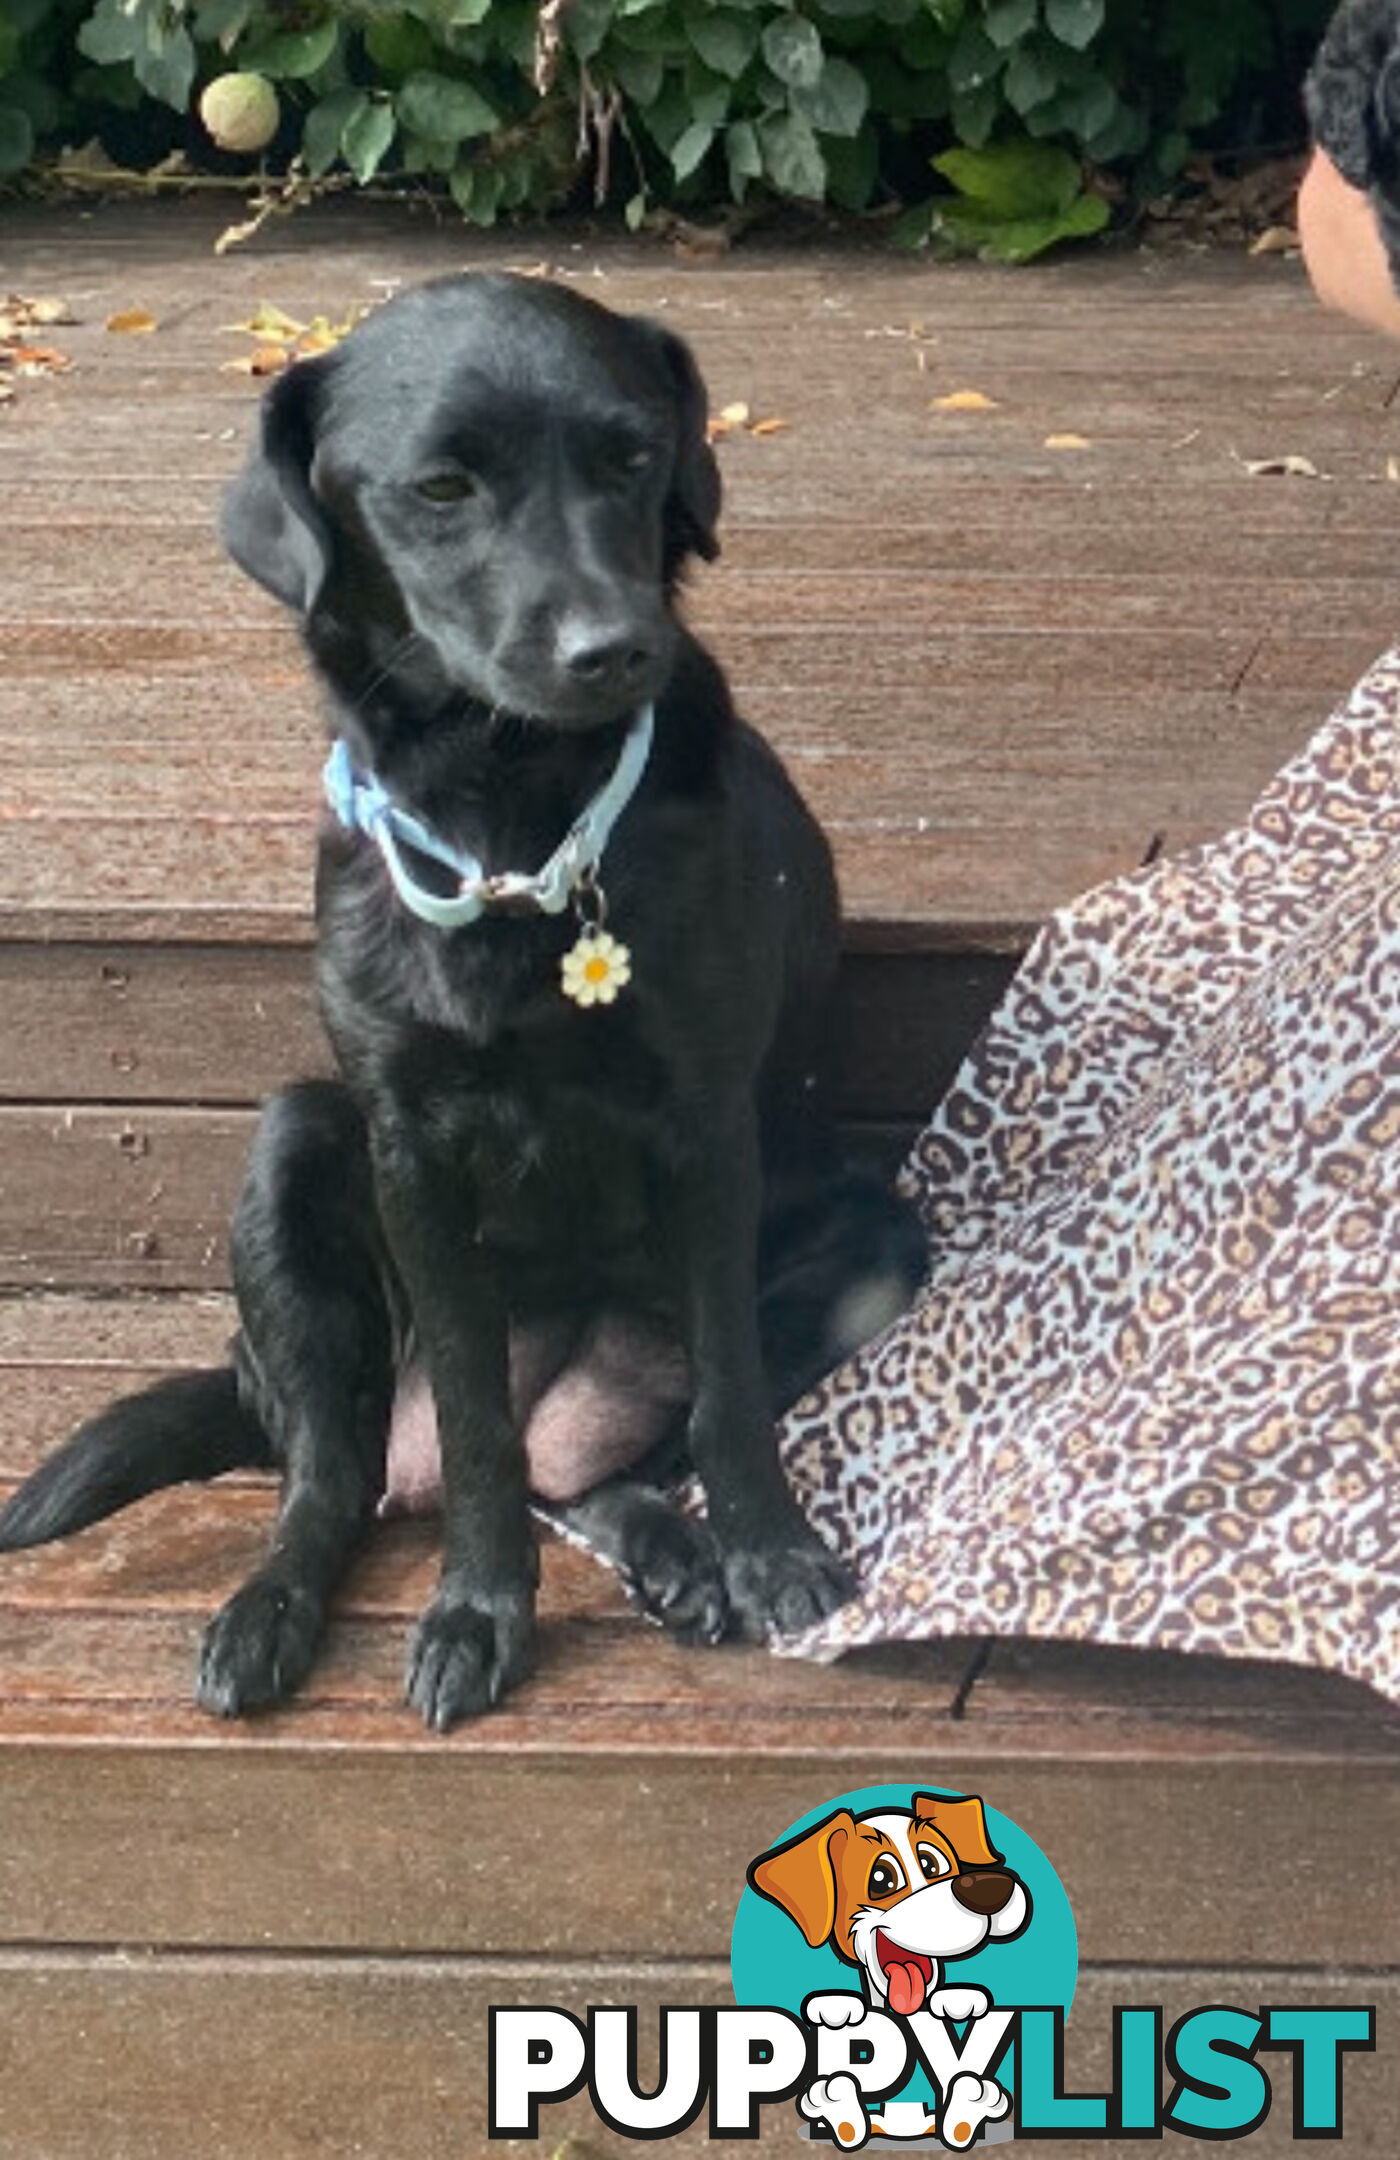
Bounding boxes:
[560,927,632,1007]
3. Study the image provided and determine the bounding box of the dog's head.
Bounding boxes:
[749,1793,1030,2015]
[1305,0,1400,193]
[221,272,721,734]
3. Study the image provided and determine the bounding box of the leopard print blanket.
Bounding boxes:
[775,645,1400,1703]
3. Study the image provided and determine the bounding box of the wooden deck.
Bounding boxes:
[1,200,1398,2153]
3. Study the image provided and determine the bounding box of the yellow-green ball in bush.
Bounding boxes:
[199,72,280,155]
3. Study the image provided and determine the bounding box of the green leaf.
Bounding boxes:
[933,136,1080,216]
[194,0,252,51]
[450,160,503,223]
[134,23,196,110]
[237,22,340,81]
[608,46,664,104]
[78,0,143,71]
[725,115,761,190]
[670,117,714,177]
[934,183,1107,261]
[364,16,439,78]
[564,0,611,59]
[302,84,365,174]
[342,94,396,181]
[1,67,66,131]
[682,55,732,125]
[1053,70,1117,142]
[760,14,823,91]
[687,10,758,79]
[947,21,1000,95]
[890,199,936,248]
[1083,97,1145,161]
[757,106,825,196]
[1002,38,1060,115]
[1044,0,1102,51]
[950,78,998,145]
[822,116,877,206]
[396,67,498,143]
[982,0,1036,48]
[791,54,868,137]
[624,187,648,228]
[0,104,34,175]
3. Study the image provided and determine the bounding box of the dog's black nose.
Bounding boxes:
[557,617,656,694]
[951,1868,1016,1917]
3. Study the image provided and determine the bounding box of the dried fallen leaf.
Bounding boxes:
[1386,455,1400,483]
[1238,452,1321,478]
[749,416,788,437]
[221,345,291,377]
[930,389,999,413]
[106,308,158,335]
[227,301,307,343]
[10,343,72,375]
[1044,432,1092,451]
[2,293,75,333]
[0,380,14,404]
[719,401,750,426]
[1248,224,1300,256]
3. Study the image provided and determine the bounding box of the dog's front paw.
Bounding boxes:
[801,2074,870,2150]
[405,1583,535,1730]
[927,1986,992,2026]
[196,1573,324,1715]
[620,1503,728,1645]
[805,1991,869,2031]
[723,1534,855,1641]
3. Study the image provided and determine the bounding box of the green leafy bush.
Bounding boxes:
[0,0,1334,236]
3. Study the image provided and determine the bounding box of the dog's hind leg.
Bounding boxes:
[197,1080,395,1716]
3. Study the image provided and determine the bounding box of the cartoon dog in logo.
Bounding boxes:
[748,1792,1030,2149]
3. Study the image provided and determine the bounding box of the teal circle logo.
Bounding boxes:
[731,1784,1077,2145]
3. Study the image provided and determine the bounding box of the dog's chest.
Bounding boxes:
[382,956,676,1268]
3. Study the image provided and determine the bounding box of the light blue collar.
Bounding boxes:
[322,703,654,931]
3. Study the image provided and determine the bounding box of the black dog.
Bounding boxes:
[1306,0,1400,275]
[0,275,923,1729]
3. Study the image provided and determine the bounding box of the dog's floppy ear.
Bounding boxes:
[220,356,333,612]
[913,1793,1003,1870]
[643,319,721,566]
[747,1809,856,1946]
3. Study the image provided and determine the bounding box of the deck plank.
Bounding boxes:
[4,210,1398,949]
[0,1292,1395,1984]
[0,1957,1393,2159]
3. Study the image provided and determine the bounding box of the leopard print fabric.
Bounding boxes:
[776,646,1400,1701]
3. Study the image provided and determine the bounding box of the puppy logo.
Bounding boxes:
[737,1787,1073,2151]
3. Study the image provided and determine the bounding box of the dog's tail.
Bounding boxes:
[0,1367,275,1553]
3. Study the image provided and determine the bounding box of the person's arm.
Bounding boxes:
[1297,144,1400,339]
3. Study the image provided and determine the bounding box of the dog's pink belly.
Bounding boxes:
[380,1313,690,1513]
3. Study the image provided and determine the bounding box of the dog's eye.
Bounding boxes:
[605,444,656,485]
[415,471,478,503]
[916,1843,950,1883]
[868,1855,906,1900]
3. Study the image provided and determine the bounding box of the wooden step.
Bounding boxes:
[1,1295,1396,2147]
